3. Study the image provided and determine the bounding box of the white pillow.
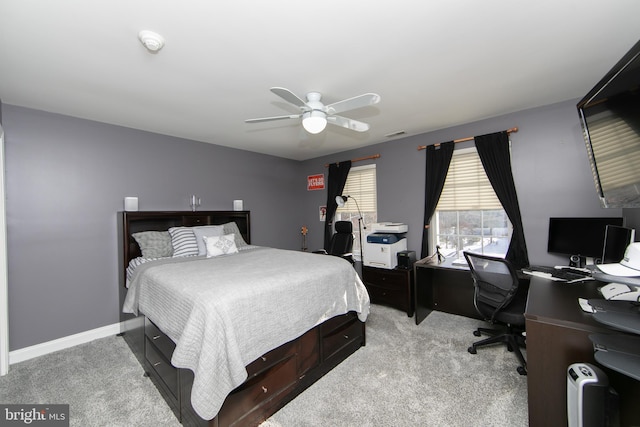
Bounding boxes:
[203,233,239,258]
[193,225,224,256]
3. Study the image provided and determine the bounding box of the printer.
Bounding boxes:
[363,222,408,269]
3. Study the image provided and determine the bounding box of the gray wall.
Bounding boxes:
[3,105,303,351]
[298,99,634,267]
[4,99,639,352]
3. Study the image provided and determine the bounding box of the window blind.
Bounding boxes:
[588,114,640,192]
[337,164,377,213]
[436,148,502,211]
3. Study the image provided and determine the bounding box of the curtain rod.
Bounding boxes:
[325,154,380,168]
[417,127,518,150]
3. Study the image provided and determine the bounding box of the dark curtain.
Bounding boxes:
[474,131,530,269]
[324,160,352,250]
[421,141,455,259]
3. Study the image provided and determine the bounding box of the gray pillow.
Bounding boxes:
[222,222,248,248]
[132,231,173,258]
[193,225,224,256]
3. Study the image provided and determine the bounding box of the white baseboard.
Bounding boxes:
[9,322,122,365]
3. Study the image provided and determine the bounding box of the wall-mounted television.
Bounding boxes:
[577,39,640,208]
[547,217,623,262]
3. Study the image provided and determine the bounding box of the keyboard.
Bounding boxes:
[524,265,593,282]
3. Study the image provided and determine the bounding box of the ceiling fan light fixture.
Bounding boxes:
[302,110,327,134]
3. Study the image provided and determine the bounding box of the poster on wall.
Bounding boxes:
[307,174,325,191]
[319,206,326,222]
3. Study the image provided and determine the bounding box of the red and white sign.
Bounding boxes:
[307,174,325,191]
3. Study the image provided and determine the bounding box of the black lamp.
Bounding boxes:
[335,195,366,264]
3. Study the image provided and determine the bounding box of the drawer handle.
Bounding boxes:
[261,356,267,362]
[152,335,161,340]
[153,361,162,367]
[261,386,268,394]
[343,334,350,340]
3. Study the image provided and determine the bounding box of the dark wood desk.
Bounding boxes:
[525,277,640,427]
[413,257,481,325]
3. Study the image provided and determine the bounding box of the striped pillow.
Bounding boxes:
[168,227,199,257]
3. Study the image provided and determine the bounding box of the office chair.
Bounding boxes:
[314,221,355,265]
[463,251,527,375]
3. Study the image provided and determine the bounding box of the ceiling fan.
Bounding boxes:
[245,87,381,134]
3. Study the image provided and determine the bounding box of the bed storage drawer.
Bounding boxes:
[322,314,364,361]
[218,354,298,426]
[145,318,176,361]
[322,311,357,332]
[145,337,179,400]
[245,337,297,378]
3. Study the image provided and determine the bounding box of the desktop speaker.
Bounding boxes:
[570,255,582,268]
[397,250,416,269]
[567,363,619,427]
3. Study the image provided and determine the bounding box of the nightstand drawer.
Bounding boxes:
[362,266,414,317]
[366,283,409,308]
[363,268,405,289]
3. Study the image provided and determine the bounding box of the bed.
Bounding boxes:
[118,211,370,426]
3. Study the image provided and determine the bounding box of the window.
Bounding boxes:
[335,164,377,260]
[432,147,511,259]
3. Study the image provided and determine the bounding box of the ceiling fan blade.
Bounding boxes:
[325,93,380,115]
[326,115,370,132]
[245,114,301,123]
[270,87,307,108]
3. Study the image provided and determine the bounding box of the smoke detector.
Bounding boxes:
[138,30,165,52]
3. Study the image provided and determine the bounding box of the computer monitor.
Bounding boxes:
[601,224,635,264]
[547,217,624,263]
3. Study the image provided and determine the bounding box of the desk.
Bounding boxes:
[525,277,640,427]
[413,258,481,325]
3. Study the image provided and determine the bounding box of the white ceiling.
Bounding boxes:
[1,1,639,161]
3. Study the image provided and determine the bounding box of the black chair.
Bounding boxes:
[463,251,527,375]
[314,221,354,265]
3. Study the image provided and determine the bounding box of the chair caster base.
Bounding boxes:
[468,346,477,354]
[473,330,481,337]
[517,366,527,376]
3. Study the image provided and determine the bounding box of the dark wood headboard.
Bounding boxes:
[118,210,251,287]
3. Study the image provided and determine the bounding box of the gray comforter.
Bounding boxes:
[123,246,370,420]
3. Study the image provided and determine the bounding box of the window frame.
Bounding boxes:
[431,147,512,259]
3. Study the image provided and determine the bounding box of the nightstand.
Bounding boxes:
[362,266,414,317]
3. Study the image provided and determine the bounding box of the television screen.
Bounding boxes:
[547,217,623,258]
[577,39,640,208]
